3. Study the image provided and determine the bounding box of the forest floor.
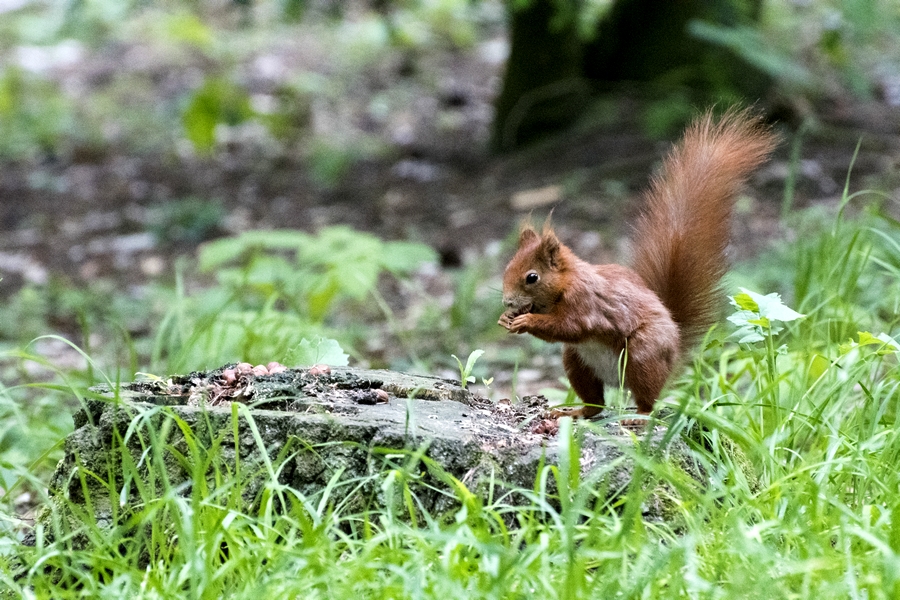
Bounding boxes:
[1,20,900,387]
[3,96,899,297]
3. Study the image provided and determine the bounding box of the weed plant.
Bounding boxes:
[152,226,436,373]
[1,192,900,597]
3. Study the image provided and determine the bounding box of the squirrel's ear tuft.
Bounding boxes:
[518,225,538,247]
[541,210,555,235]
[539,230,561,266]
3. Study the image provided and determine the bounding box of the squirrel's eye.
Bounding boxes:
[525,272,539,285]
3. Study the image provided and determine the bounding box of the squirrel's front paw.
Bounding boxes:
[507,313,532,334]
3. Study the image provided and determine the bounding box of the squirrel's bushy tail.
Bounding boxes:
[631,108,777,350]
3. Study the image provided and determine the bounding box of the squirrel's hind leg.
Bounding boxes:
[551,345,605,419]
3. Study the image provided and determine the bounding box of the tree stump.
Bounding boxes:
[44,365,707,535]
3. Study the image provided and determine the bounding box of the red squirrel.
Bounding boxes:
[498,109,777,420]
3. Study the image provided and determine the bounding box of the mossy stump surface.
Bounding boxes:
[47,365,706,533]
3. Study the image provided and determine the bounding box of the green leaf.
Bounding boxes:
[748,317,771,329]
[688,22,815,87]
[380,241,438,274]
[240,230,310,249]
[199,230,310,271]
[464,349,484,375]
[857,331,880,346]
[307,278,340,322]
[451,349,484,389]
[286,337,349,367]
[731,292,760,312]
[199,237,250,272]
[729,288,805,345]
[182,78,253,153]
[726,309,758,328]
[855,331,900,355]
[738,288,805,323]
[735,328,765,344]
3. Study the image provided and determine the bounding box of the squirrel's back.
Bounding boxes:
[631,108,777,350]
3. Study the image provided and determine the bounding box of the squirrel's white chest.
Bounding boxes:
[573,341,623,387]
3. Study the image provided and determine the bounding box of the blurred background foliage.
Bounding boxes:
[0,0,897,162]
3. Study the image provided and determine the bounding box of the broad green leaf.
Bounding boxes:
[857,331,880,346]
[689,22,815,87]
[307,278,340,322]
[200,237,252,272]
[200,230,309,271]
[238,230,309,249]
[738,288,805,323]
[380,241,438,274]
[726,310,758,328]
[856,331,900,355]
[731,292,760,312]
[287,337,349,367]
[736,329,765,344]
[729,288,805,346]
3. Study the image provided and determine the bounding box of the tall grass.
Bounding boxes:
[2,193,900,598]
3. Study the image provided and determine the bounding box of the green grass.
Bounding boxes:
[1,194,900,597]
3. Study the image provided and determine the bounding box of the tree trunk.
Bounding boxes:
[490,0,588,152]
[584,0,769,96]
[491,0,771,152]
